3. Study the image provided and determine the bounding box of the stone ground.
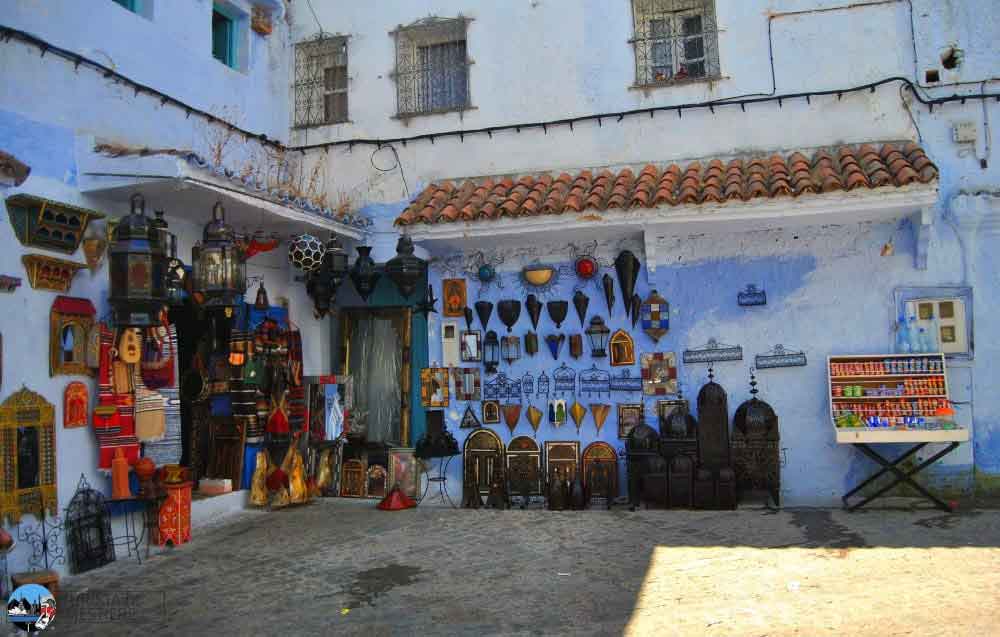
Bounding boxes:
[34,499,1000,636]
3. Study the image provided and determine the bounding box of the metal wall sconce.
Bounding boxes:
[385,235,426,298]
[109,193,169,326]
[737,284,767,307]
[497,299,521,332]
[191,201,246,315]
[585,315,611,357]
[501,335,521,366]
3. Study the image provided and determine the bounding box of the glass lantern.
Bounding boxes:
[108,193,168,326]
[483,330,500,374]
[585,315,611,357]
[501,335,521,366]
[191,202,246,315]
[152,209,186,307]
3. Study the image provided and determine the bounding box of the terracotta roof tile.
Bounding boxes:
[395,143,939,226]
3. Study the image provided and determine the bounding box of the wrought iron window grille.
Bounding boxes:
[630,0,720,88]
[294,35,349,128]
[391,17,472,118]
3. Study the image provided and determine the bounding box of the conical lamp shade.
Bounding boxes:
[377,485,417,511]
[526,405,543,436]
[590,403,611,435]
[602,273,616,316]
[497,299,521,333]
[502,404,522,435]
[545,334,565,360]
[546,301,568,328]
[474,300,493,329]
[463,306,474,331]
[526,294,542,329]
[630,293,642,327]
[573,290,589,327]
[569,401,586,435]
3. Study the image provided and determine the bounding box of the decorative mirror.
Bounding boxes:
[461,329,482,362]
[581,441,618,509]
[0,387,58,524]
[507,436,543,505]
[544,440,580,482]
[609,330,635,367]
[548,399,566,427]
[388,448,421,499]
[482,400,500,424]
[420,367,450,407]
[340,458,366,497]
[641,352,678,395]
[453,367,481,401]
[50,296,96,377]
[463,428,504,501]
[366,464,387,499]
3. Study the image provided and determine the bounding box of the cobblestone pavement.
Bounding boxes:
[39,500,1000,636]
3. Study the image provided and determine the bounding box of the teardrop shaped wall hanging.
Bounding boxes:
[525,294,542,329]
[614,250,640,312]
[601,273,616,316]
[546,301,568,328]
[572,290,589,328]
[474,300,493,329]
[497,299,521,333]
[545,333,565,360]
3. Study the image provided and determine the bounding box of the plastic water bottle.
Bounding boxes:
[927,314,940,353]
[907,316,922,353]
[895,316,911,353]
[918,328,931,354]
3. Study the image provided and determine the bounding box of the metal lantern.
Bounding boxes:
[501,335,521,366]
[109,193,169,326]
[151,209,185,307]
[497,299,521,333]
[483,330,500,374]
[191,201,246,313]
[585,315,611,357]
[349,245,379,301]
[306,234,350,317]
[385,235,425,299]
[288,233,326,272]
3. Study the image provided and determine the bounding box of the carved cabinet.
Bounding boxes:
[156,481,192,547]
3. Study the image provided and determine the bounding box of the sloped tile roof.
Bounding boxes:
[394,142,938,226]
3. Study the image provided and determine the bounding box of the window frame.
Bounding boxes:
[629,0,721,89]
[391,17,474,119]
[293,35,350,129]
[212,5,237,69]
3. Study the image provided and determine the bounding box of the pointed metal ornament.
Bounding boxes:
[572,289,589,327]
[463,306,474,331]
[630,293,642,327]
[525,294,542,330]
[590,403,611,435]
[602,273,616,316]
[497,299,521,333]
[545,333,565,360]
[474,300,493,329]
[614,250,640,313]
[546,300,568,329]
[569,401,587,436]
[526,404,543,437]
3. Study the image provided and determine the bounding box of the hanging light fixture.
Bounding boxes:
[306,234,350,318]
[151,209,186,308]
[585,315,611,357]
[190,201,246,316]
[254,280,270,310]
[501,335,521,366]
[483,330,500,374]
[385,235,426,299]
[108,193,169,326]
[349,245,379,301]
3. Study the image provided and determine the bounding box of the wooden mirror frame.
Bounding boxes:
[609,329,635,367]
[50,296,96,377]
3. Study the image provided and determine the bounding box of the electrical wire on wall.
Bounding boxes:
[370,145,410,199]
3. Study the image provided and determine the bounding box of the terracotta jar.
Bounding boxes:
[134,457,157,497]
[111,448,132,499]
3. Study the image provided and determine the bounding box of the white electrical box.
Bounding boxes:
[953,121,977,144]
[441,321,460,366]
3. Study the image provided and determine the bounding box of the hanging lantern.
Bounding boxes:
[324,234,350,292]
[287,234,326,272]
[585,315,611,357]
[483,330,500,374]
[191,202,246,314]
[254,280,270,310]
[349,245,379,301]
[306,234,349,317]
[385,235,425,299]
[108,193,169,326]
[501,335,521,366]
[474,300,493,329]
[151,209,186,307]
[497,299,521,333]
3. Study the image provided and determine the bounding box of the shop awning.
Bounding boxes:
[74,137,368,241]
[395,142,939,269]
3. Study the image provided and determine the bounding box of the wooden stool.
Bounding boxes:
[11,570,59,598]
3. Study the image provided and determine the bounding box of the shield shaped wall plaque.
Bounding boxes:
[641,290,670,342]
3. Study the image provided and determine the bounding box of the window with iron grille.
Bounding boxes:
[630,0,720,87]
[392,17,471,118]
[294,36,349,128]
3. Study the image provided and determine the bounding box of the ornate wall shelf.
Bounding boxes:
[683,338,743,364]
[21,254,87,293]
[6,194,105,254]
[755,344,807,369]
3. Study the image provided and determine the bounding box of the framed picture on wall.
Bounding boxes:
[442,279,467,317]
[482,400,500,424]
[389,447,422,499]
[617,403,643,440]
[420,367,450,407]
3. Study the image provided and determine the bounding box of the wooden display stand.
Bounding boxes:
[155,481,192,547]
[828,353,967,511]
[11,570,59,598]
